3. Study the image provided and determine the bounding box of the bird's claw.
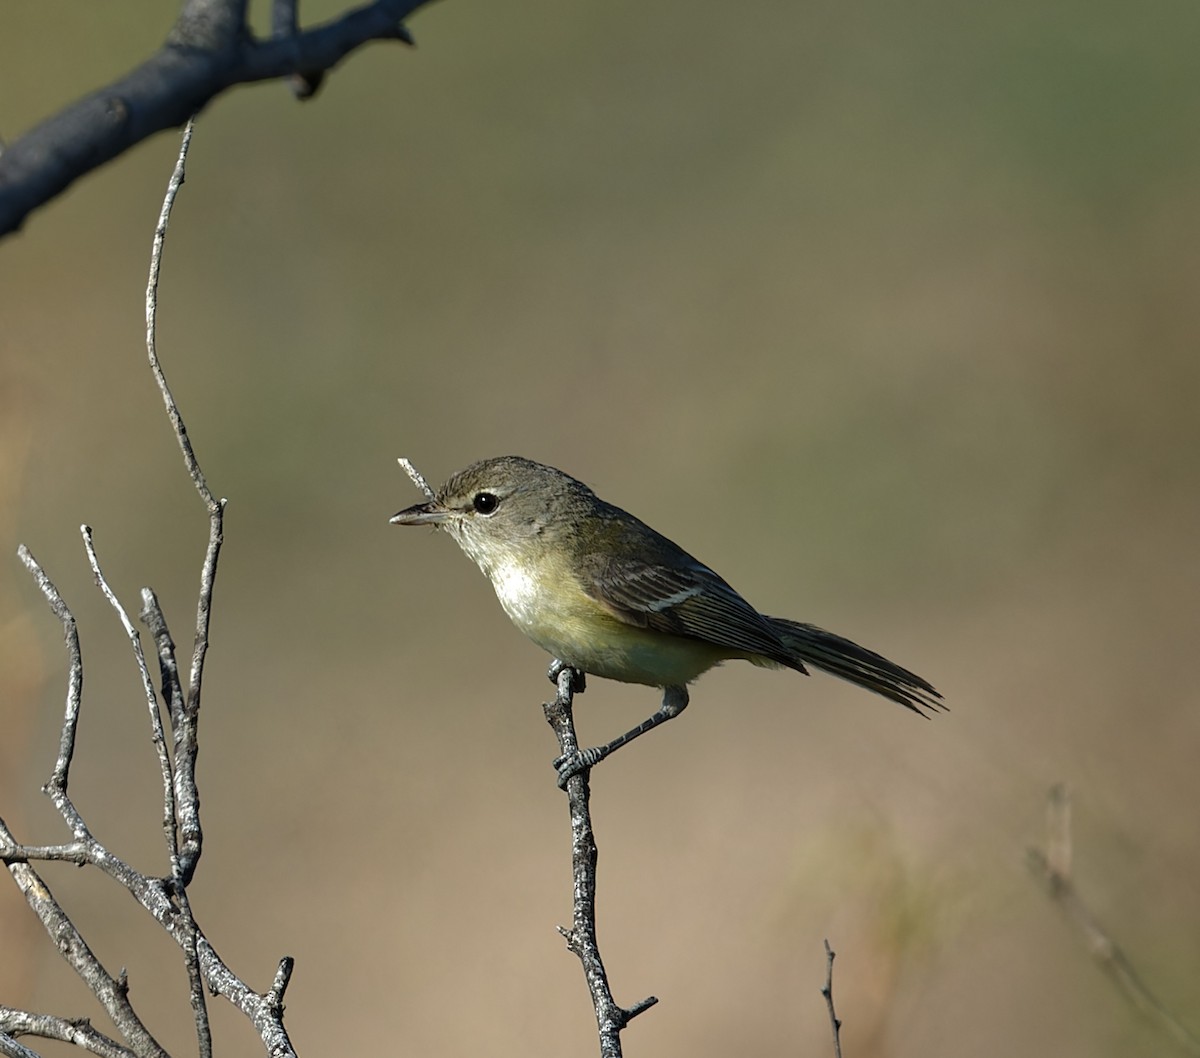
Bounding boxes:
[552,745,606,788]
[553,750,589,788]
[553,752,585,788]
[547,659,586,694]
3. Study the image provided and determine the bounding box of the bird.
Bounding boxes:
[391,456,942,784]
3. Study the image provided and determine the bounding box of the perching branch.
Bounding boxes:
[394,458,657,1054]
[0,0,435,237]
[1027,784,1200,1056]
[1,122,299,1057]
[543,663,659,1058]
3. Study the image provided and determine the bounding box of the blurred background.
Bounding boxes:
[2,0,1199,1054]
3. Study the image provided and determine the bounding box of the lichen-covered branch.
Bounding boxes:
[1,121,299,1057]
[543,665,658,1057]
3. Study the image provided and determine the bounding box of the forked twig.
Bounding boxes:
[2,119,299,1058]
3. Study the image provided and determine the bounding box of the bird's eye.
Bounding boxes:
[472,492,499,515]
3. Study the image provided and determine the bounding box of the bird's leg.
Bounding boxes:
[554,684,689,788]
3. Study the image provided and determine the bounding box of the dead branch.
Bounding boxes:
[0,121,298,1057]
[543,663,658,1057]
[0,0,436,236]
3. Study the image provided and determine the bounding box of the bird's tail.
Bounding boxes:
[768,617,944,716]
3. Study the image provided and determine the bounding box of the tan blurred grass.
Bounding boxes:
[3,1,1200,1054]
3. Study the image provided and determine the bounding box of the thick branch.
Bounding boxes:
[0,0,431,236]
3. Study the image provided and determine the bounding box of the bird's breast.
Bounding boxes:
[484,555,734,687]
[491,560,546,629]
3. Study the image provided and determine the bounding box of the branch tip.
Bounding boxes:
[624,995,658,1022]
[822,939,843,1058]
[397,456,435,500]
[269,957,295,1008]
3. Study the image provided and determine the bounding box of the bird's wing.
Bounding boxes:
[579,552,798,667]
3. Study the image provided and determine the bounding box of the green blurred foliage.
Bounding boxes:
[2,1,1198,1055]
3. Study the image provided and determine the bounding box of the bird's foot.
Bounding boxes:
[552,744,608,789]
[547,659,586,694]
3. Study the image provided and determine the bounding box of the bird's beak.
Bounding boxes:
[390,501,450,526]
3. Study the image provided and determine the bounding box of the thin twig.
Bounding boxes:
[143,124,211,843]
[398,456,435,500]
[81,526,180,869]
[1027,784,1200,1055]
[268,958,296,1012]
[16,546,83,808]
[143,115,212,895]
[81,513,217,1058]
[141,590,185,759]
[821,939,843,1058]
[146,119,212,512]
[543,665,658,1057]
[0,1006,135,1058]
[143,115,216,1057]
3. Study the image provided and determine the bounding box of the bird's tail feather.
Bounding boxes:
[768,618,944,716]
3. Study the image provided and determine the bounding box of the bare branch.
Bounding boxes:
[140,591,185,754]
[1027,784,1200,1055]
[144,118,215,889]
[145,118,212,513]
[81,526,180,867]
[821,939,843,1058]
[194,940,298,1057]
[15,547,82,806]
[543,664,658,1057]
[0,1029,41,1058]
[0,0,432,236]
[0,1006,135,1058]
[137,587,212,1058]
[4,112,300,1058]
[0,819,170,1058]
[272,0,300,37]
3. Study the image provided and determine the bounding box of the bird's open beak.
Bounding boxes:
[389,502,449,526]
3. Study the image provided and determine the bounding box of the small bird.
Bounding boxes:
[391,456,942,784]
